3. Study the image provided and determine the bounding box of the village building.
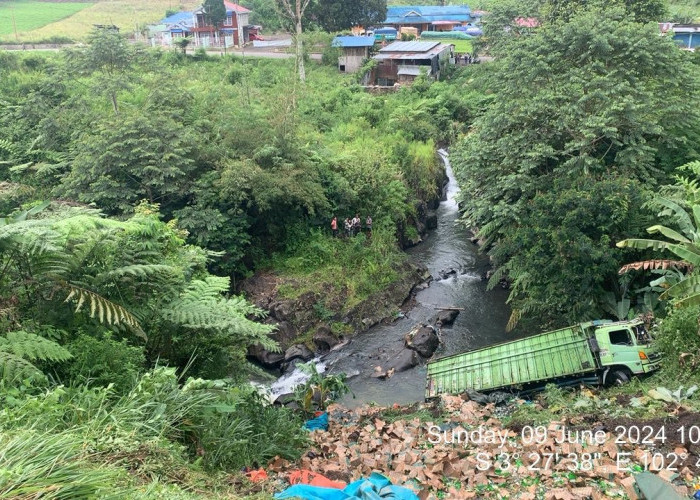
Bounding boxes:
[148,11,194,47]
[191,1,251,48]
[660,23,700,50]
[382,5,473,35]
[370,41,453,86]
[332,36,376,73]
[149,2,258,49]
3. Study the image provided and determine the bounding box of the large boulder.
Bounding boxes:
[313,325,343,353]
[248,344,284,368]
[425,211,438,230]
[435,309,459,326]
[284,344,314,362]
[386,348,420,373]
[270,301,294,322]
[405,325,440,358]
[273,321,297,344]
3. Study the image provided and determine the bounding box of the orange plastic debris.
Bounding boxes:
[245,468,268,482]
[288,469,347,489]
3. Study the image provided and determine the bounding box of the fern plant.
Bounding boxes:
[0,331,72,383]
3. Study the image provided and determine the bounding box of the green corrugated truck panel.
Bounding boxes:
[426,325,598,398]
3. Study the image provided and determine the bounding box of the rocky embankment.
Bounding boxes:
[241,260,431,371]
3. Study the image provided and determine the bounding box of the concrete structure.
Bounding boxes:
[383,5,472,35]
[332,36,376,73]
[370,41,453,86]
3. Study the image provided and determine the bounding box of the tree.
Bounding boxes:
[618,162,700,308]
[274,0,313,81]
[173,36,192,55]
[452,6,700,326]
[542,0,667,24]
[204,0,227,46]
[58,110,196,215]
[69,28,138,114]
[307,0,387,33]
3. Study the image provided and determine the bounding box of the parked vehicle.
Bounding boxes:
[425,319,661,399]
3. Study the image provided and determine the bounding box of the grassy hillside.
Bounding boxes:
[0,0,199,43]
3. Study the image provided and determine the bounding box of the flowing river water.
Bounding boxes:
[270,151,513,406]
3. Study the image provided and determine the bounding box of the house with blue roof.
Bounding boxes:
[149,2,256,49]
[332,36,376,73]
[383,5,472,34]
[148,11,195,47]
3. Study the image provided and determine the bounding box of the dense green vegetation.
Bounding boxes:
[452,0,700,332]
[1,0,700,495]
[0,25,471,494]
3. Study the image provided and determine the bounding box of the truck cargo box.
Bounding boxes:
[426,324,600,398]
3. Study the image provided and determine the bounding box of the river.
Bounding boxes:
[304,150,510,406]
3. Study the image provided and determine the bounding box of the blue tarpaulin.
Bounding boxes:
[275,472,419,500]
[304,412,329,431]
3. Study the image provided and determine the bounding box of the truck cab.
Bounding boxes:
[590,320,662,382]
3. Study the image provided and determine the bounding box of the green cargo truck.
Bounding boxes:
[426,319,661,399]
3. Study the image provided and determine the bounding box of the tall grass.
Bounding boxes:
[0,431,129,499]
[272,226,404,309]
[0,368,308,493]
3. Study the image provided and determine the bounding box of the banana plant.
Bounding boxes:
[617,194,700,307]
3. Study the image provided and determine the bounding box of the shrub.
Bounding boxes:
[65,333,146,392]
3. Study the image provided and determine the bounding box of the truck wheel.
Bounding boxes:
[609,370,630,386]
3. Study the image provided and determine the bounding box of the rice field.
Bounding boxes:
[0,0,199,43]
[0,1,92,39]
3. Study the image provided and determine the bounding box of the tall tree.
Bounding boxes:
[274,0,313,81]
[307,0,387,33]
[452,6,700,326]
[204,0,227,27]
[70,28,137,114]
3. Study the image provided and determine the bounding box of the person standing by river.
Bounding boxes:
[365,215,372,239]
[330,216,338,237]
[352,214,361,236]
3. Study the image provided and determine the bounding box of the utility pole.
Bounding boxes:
[12,7,19,41]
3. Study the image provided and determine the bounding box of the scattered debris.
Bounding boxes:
[267,396,699,498]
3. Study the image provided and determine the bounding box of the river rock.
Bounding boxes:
[386,348,420,373]
[404,234,422,248]
[273,392,299,410]
[248,344,285,368]
[435,309,459,326]
[426,211,438,230]
[405,325,440,358]
[284,344,314,362]
[416,221,426,236]
[273,321,296,344]
[361,317,378,330]
[313,325,343,353]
